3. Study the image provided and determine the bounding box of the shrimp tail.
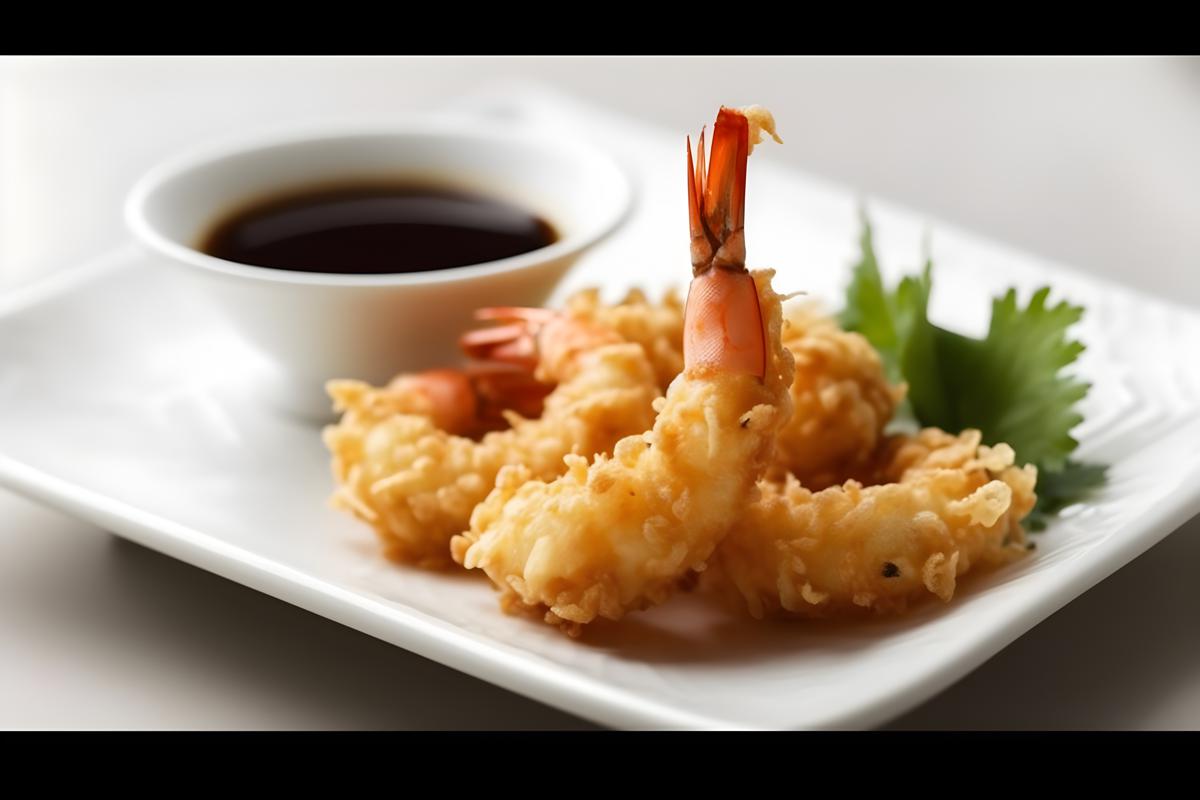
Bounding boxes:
[689,107,750,277]
[685,107,766,377]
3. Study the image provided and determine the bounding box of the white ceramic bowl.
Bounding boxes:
[125,120,632,420]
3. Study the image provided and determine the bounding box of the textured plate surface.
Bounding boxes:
[3,86,1200,729]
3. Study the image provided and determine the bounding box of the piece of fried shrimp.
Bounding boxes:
[710,428,1037,618]
[452,106,794,634]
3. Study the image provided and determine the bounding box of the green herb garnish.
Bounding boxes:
[840,213,1106,526]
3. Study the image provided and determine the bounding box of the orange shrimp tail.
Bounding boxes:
[459,306,623,383]
[458,307,557,370]
[683,107,764,377]
[463,361,553,428]
[687,107,749,276]
[396,364,551,438]
[392,368,481,436]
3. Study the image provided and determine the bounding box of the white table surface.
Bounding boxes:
[2,56,1198,730]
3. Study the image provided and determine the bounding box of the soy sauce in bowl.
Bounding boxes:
[200,182,558,275]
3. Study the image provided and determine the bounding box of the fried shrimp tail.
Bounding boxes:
[453,106,792,634]
[462,289,686,394]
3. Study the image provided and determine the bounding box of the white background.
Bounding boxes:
[2,56,1199,729]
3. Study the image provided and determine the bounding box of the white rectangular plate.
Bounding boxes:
[3,86,1200,729]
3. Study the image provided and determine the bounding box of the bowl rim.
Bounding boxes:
[123,117,633,288]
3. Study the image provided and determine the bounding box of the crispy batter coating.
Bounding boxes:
[323,343,660,568]
[558,294,904,490]
[775,301,906,489]
[563,287,685,391]
[710,428,1038,619]
[452,270,795,634]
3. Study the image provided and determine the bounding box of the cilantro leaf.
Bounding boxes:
[840,217,900,371]
[840,213,1105,526]
[838,216,943,421]
[912,287,1089,469]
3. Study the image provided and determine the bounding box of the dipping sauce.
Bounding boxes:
[200,182,557,274]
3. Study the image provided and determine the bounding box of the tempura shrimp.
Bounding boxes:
[710,427,1038,619]
[466,291,902,491]
[323,331,660,568]
[452,106,794,634]
[775,301,906,489]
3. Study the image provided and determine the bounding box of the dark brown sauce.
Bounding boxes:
[200,182,557,274]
